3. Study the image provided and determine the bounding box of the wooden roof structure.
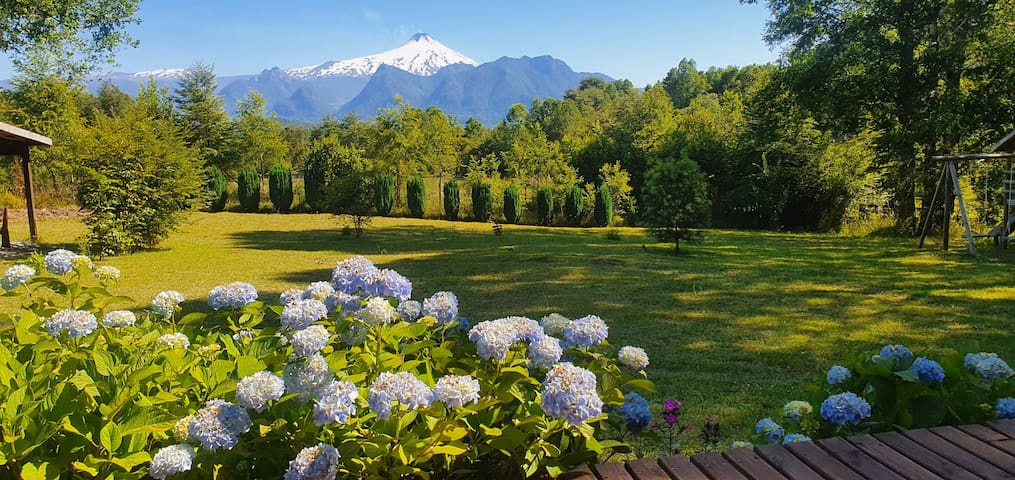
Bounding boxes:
[0,121,52,241]
[991,129,1015,153]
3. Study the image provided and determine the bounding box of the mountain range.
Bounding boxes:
[85,33,610,125]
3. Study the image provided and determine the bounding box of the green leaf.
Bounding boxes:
[894,370,920,383]
[431,442,469,456]
[235,355,265,378]
[622,378,657,393]
[99,422,122,454]
[91,350,116,377]
[109,451,150,471]
[68,370,99,400]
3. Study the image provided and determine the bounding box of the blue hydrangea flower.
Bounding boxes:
[617,392,652,430]
[909,357,945,384]
[539,313,570,337]
[820,392,872,425]
[187,399,252,451]
[468,316,543,361]
[152,291,185,317]
[731,441,754,449]
[101,310,137,328]
[236,371,285,412]
[44,249,78,275]
[783,401,813,419]
[433,375,480,408]
[291,325,331,357]
[331,256,378,295]
[158,332,190,349]
[326,291,361,317]
[208,282,258,310]
[879,344,913,361]
[540,362,603,425]
[396,299,422,321]
[618,346,649,370]
[1,264,34,291]
[313,380,358,425]
[997,397,1015,419]
[368,371,434,420]
[280,288,304,306]
[364,268,412,301]
[43,309,97,338]
[563,315,608,347]
[422,291,458,324]
[965,353,1013,381]
[357,296,395,326]
[149,443,194,479]
[783,433,811,444]
[281,299,328,330]
[93,265,121,282]
[303,281,335,301]
[283,354,334,402]
[826,365,851,385]
[232,329,255,343]
[528,335,564,369]
[284,443,340,480]
[341,325,368,346]
[755,418,784,443]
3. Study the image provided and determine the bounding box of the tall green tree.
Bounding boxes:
[230,92,288,179]
[662,58,711,109]
[642,152,711,253]
[174,62,231,171]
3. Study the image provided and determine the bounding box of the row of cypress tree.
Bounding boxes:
[206,165,295,213]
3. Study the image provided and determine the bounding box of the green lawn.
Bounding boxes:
[3,212,1013,445]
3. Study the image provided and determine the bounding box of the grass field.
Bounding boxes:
[2,211,1014,445]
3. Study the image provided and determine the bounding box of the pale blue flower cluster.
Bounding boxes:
[618,392,651,430]
[965,352,1014,381]
[158,332,190,349]
[236,371,285,412]
[232,329,255,343]
[313,380,358,425]
[284,443,340,480]
[341,325,368,346]
[820,392,871,425]
[283,354,335,402]
[291,325,331,357]
[433,375,480,408]
[618,346,649,370]
[879,344,913,361]
[528,335,564,369]
[909,357,945,384]
[563,315,608,347]
[44,249,79,275]
[152,291,185,317]
[368,371,434,420]
[423,291,458,324]
[783,401,813,419]
[326,291,361,317]
[281,299,328,330]
[280,288,304,306]
[1,264,34,291]
[187,399,252,451]
[208,282,258,310]
[539,313,569,337]
[93,265,121,281]
[397,299,422,322]
[540,362,603,425]
[826,365,851,385]
[101,310,137,328]
[357,296,395,326]
[783,433,811,444]
[468,316,543,361]
[998,397,1015,419]
[755,418,784,443]
[365,269,413,301]
[331,256,378,294]
[303,281,335,301]
[43,309,97,338]
[149,444,194,479]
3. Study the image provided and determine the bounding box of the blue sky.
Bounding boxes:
[2,1,779,86]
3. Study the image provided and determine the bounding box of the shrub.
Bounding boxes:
[303,153,326,212]
[504,184,521,224]
[564,185,585,226]
[642,153,711,253]
[0,253,655,478]
[268,164,293,212]
[536,187,554,226]
[407,176,426,218]
[594,184,613,227]
[471,180,493,221]
[236,167,261,213]
[205,166,228,212]
[373,172,394,216]
[443,179,460,220]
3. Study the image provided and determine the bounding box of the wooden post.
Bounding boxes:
[943,162,953,251]
[918,165,946,249]
[947,161,976,255]
[1,207,9,248]
[19,151,37,242]
[1005,158,1012,249]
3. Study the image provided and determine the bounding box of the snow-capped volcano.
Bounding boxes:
[286,33,478,79]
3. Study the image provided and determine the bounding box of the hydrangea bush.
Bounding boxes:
[0,253,654,479]
[736,344,1015,448]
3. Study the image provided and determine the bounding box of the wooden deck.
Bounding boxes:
[564,419,1015,480]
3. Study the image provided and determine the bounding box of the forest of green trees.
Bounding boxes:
[1,0,1013,252]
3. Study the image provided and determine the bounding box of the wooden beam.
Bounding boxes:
[20,152,36,242]
[918,165,946,249]
[929,153,1015,161]
[947,161,976,255]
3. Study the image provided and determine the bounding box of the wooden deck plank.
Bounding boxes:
[931,426,1015,474]
[658,455,710,480]
[960,423,1011,443]
[561,464,598,480]
[690,452,750,480]
[816,436,907,480]
[875,431,980,480]
[995,440,1015,457]
[754,444,823,480]
[624,458,671,480]
[989,419,1015,439]
[847,434,944,480]
[723,447,788,480]
[903,428,1013,479]
[593,462,636,480]
[784,441,865,480]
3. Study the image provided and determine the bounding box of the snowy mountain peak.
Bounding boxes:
[129,68,187,79]
[286,33,478,79]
